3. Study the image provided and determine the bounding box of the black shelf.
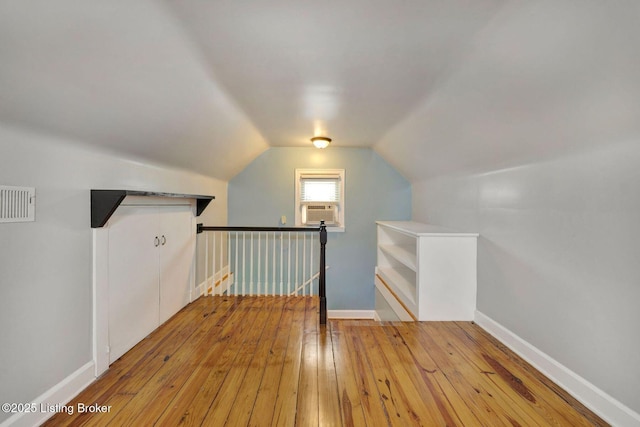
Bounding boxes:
[91,190,215,228]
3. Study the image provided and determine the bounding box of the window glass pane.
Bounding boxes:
[301,179,339,202]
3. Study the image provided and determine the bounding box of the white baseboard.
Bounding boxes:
[474,311,640,427]
[0,362,95,427]
[328,310,375,319]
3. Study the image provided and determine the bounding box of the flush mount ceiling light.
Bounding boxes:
[311,136,331,149]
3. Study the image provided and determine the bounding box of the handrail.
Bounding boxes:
[197,222,328,324]
[198,224,319,233]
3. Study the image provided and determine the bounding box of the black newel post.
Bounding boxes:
[319,221,327,325]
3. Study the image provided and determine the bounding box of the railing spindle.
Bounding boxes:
[279,233,283,296]
[212,232,217,296]
[204,232,209,296]
[302,234,306,297]
[295,236,299,296]
[264,232,269,296]
[287,232,291,295]
[226,231,231,294]
[250,232,254,296]
[242,232,247,295]
[198,224,327,324]
[309,234,313,295]
[219,232,224,295]
[272,232,276,296]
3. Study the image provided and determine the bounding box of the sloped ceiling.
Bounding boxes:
[1,1,638,181]
[376,1,640,181]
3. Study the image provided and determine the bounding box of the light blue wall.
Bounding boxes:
[228,147,411,310]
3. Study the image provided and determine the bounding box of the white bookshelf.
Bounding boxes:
[375,221,478,321]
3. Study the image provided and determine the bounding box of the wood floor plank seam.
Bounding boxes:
[385,322,475,427]
[42,296,609,427]
[417,322,544,426]
[223,297,289,426]
[247,297,298,427]
[456,321,608,427]
[431,322,569,426]
[119,299,255,426]
[333,321,390,427]
[269,297,306,426]
[450,321,610,427]
[197,297,275,426]
[328,321,369,427]
[57,297,238,427]
[152,296,266,426]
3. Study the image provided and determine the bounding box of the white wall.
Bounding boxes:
[373,2,640,421]
[413,141,640,418]
[0,124,226,424]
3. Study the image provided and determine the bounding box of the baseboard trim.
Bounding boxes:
[0,361,95,427]
[328,310,375,319]
[474,311,640,427]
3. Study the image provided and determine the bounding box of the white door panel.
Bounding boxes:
[108,206,160,363]
[159,206,194,324]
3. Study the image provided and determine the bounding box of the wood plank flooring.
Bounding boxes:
[43,296,608,426]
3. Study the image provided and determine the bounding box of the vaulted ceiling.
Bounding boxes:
[1,1,638,181]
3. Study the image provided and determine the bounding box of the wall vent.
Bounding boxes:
[0,185,35,223]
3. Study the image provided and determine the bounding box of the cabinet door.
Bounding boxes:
[158,205,194,324]
[108,206,160,363]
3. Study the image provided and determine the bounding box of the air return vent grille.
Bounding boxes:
[0,186,35,223]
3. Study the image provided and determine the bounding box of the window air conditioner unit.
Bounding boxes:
[302,204,337,225]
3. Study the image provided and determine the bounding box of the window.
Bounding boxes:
[295,169,345,231]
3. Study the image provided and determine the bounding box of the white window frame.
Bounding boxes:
[295,169,345,232]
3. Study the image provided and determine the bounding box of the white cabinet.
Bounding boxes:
[375,221,478,321]
[157,207,195,324]
[107,202,195,363]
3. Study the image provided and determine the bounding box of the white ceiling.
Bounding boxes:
[1,1,638,181]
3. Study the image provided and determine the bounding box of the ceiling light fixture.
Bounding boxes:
[311,136,331,149]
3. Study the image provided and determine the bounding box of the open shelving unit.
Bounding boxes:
[375,221,478,321]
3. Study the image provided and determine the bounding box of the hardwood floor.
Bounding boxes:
[43,296,608,426]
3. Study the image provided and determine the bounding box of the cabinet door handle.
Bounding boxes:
[161,235,166,246]
[154,236,160,247]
